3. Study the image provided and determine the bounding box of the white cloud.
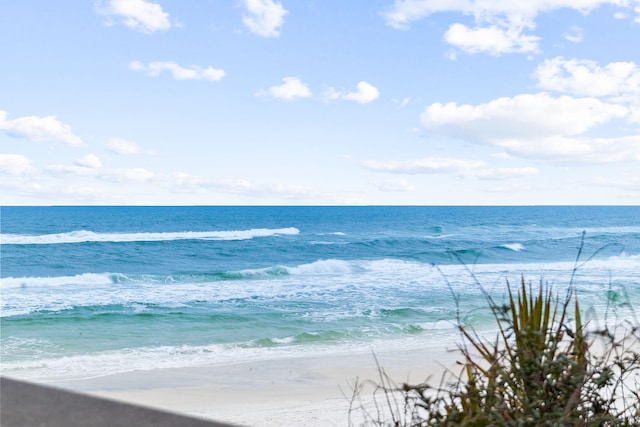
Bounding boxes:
[444,22,540,55]
[242,0,288,37]
[166,172,253,194]
[129,61,226,81]
[324,81,380,104]
[46,165,98,178]
[481,183,536,194]
[384,0,631,29]
[75,154,103,169]
[343,82,380,104]
[0,154,35,175]
[420,93,637,163]
[165,172,331,202]
[258,77,312,100]
[97,0,171,34]
[422,93,627,139]
[394,97,412,107]
[46,163,156,182]
[630,105,640,124]
[107,137,155,155]
[363,157,539,180]
[0,179,44,199]
[370,178,416,192]
[0,110,83,146]
[383,0,635,55]
[563,25,584,43]
[534,57,640,101]
[101,168,156,182]
[322,86,342,102]
[466,166,539,180]
[364,157,485,174]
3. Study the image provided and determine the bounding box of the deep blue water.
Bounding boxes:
[1,206,639,380]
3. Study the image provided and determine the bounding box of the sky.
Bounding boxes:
[1,0,639,206]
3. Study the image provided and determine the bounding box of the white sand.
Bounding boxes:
[48,346,462,427]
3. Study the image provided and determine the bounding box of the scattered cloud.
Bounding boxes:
[0,110,83,146]
[420,92,638,163]
[418,57,640,165]
[444,22,540,55]
[384,0,633,30]
[75,154,103,169]
[107,138,156,155]
[322,86,342,102]
[45,165,99,178]
[100,168,156,182]
[363,157,539,180]
[383,0,636,55]
[129,61,226,81]
[166,173,252,194]
[467,166,540,180]
[394,97,411,107]
[343,81,380,104]
[364,157,484,174]
[165,172,344,203]
[47,165,157,183]
[257,77,312,100]
[324,81,380,104]
[563,25,584,43]
[0,154,35,176]
[96,0,171,34]
[2,151,349,204]
[370,178,416,192]
[481,183,536,194]
[534,57,640,102]
[242,0,288,37]
[422,93,627,139]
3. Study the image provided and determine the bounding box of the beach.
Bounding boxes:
[43,345,458,426]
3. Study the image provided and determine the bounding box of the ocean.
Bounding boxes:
[1,206,639,382]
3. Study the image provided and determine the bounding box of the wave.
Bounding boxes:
[0,227,300,245]
[4,253,639,290]
[0,330,463,382]
[500,243,525,252]
[286,259,353,275]
[0,260,355,291]
[0,273,115,289]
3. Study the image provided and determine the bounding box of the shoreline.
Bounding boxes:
[43,345,460,426]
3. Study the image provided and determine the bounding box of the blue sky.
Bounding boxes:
[1,0,639,205]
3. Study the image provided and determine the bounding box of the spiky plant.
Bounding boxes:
[351,279,640,426]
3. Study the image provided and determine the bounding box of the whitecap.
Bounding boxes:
[501,243,525,252]
[0,227,300,245]
[0,273,114,289]
[287,259,353,275]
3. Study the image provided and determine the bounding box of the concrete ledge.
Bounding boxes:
[0,376,237,427]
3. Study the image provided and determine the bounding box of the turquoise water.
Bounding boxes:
[1,206,639,380]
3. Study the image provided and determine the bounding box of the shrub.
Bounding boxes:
[350,275,640,426]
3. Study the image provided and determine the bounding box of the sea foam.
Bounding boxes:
[501,243,525,251]
[0,227,300,245]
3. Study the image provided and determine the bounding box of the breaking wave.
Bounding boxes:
[1,227,300,245]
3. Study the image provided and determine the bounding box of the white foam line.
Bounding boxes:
[1,227,300,245]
